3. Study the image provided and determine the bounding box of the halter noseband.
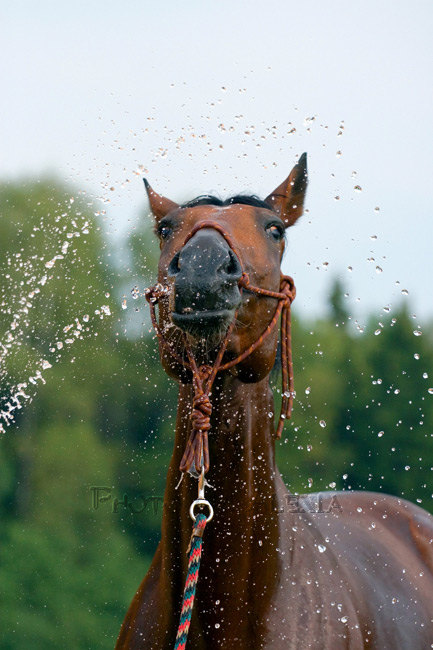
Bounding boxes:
[145,220,296,475]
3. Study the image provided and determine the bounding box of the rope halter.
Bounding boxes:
[145,220,296,476]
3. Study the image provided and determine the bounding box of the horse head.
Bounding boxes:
[144,153,308,385]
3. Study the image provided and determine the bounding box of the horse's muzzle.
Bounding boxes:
[168,228,242,337]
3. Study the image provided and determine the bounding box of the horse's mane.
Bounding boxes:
[181,194,275,211]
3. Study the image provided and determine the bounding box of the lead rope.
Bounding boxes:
[144,220,296,649]
[174,513,207,650]
[174,470,213,650]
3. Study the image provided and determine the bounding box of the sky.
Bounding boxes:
[1,0,432,329]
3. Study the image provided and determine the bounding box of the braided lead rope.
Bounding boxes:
[174,513,208,650]
[145,221,296,474]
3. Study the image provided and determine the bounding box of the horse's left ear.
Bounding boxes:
[265,153,308,228]
[143,179,179,221]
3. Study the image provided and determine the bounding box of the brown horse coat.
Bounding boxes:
[116,157,433,649]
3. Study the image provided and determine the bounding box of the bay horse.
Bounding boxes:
[116,154,433,649]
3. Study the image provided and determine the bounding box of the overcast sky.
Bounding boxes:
[1,0,432,330]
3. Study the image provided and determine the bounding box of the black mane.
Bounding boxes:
[181,194,275,211]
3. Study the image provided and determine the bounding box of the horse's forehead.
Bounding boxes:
[183,204,264,229]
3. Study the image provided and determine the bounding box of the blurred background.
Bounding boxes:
[1,1,432,648]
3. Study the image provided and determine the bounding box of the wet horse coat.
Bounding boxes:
[116,156,433,649]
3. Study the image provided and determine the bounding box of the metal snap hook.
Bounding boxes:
[189,498,214,522]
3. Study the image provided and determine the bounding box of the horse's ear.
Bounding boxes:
[143,179,179,221]
[265,153,308,228]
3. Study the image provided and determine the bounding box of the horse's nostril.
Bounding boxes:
[168,251,181,276]
[223,249,242,279]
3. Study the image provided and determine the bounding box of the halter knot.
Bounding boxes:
[191,393,212,432]
[145,282,169,304]
[197,364,212,383]
[239,271,250,289]
[281,275,296,304]
[180,386,213,474]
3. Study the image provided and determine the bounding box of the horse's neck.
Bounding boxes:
[159,374,283,606]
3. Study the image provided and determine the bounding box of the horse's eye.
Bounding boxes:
[266,224,284,240]
[158,224,172,240]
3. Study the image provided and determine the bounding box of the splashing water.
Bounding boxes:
[0,195,112,434]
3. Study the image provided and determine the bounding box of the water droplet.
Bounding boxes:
[374,329,381,336]
[401,289,409,295]
[319,420,326,428]
[354,185,362,193]
[428,388,433,395]
[305,386,311,395]
[423,372,428,379]
[414,353,420,360]
[340,616,348,623]
[334,195,340,201]
[121,298,127,310]
[357,507,363,513]
[215,623,220,629]
[375,266,383,274]
[374,206,380,212]
[317,544,326,553]
[378,431,384,437]
[413,329,422,337]
[404,465,410,471]
[41,360,52,370]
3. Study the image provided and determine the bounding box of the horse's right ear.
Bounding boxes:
[265,153,308,228]
[143,179,179,221]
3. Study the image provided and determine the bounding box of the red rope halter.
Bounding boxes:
[145,221,296,475]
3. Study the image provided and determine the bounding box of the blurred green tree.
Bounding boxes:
[1,179,432,649]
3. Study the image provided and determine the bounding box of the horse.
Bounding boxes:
[115,154,433,649]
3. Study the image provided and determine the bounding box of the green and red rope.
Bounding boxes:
[174,513,208,650]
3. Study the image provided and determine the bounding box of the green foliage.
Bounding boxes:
[0,424,148,650]
[276,294,433,508]
[1,180,432,648]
